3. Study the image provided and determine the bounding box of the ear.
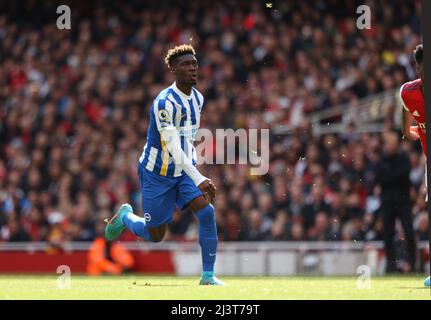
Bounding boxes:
[170,64,175,73]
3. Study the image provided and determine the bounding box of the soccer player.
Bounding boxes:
[105,44,223,285]
[400,44,429,287]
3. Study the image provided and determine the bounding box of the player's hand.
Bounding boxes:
[408,126,419,140]
[198,179,217,203]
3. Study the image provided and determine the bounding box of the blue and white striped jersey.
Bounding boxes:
[139,82,204,177]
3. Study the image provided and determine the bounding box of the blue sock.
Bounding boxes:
[122,211,153,242]
[196,204,218,273]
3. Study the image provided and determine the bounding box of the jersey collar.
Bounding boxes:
[172,82,193,100]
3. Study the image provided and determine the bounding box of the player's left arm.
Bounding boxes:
[401,107,419,141]
[400,85,419,141]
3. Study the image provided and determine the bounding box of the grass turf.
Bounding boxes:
[0,275,429,300]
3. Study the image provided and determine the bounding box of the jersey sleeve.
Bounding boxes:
[153,99,175,132]
[159,124,207,186]
[399,83,410,112]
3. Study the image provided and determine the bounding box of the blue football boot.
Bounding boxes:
[199,272,224,286]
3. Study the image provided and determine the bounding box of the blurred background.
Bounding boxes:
[0,0,427,276]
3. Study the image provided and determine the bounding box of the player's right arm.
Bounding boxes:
[154,99,216,202]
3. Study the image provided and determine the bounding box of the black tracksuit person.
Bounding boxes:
[375,130,416,273]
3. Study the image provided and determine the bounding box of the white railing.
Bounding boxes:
[272,88,402,136]
[0,240,427,252]
[0,241,428,275]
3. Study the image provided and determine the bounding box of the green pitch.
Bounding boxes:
[0,275,429,300]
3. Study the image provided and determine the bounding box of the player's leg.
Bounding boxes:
[105,165,176,242]
[122,216,167,242]
[148,224,168,242]
[120,206,168,242]
[109,208,168,242]
[123,166,177,241]
[177,176,223,285]
[104,203,152,241]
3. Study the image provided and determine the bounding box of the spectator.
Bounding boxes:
[375,130,416,273]
[240,209,271,241]
[307,212,328,241]
[267,210,289,241]
[3,216,30,242]
[87,222,134,276]
[300,183,332,230]
[289,222,305,242]
[414,212,429,241]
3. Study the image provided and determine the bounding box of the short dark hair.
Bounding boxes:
[414,44,423,65]
[164,44,196,69]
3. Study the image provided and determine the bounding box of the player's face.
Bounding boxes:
[174,54,198,86]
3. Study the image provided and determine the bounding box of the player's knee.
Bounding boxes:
[150,235,163,243]
[150,230,165,243]
[148,225,167,243]
[196,204,215,224]
[188,195,210,213]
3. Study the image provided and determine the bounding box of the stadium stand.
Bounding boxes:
[0,0,426,273]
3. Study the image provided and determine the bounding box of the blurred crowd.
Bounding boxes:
[0,0,427,249]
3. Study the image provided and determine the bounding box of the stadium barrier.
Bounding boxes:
[0,241,428,276]
[272,88,402,135]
